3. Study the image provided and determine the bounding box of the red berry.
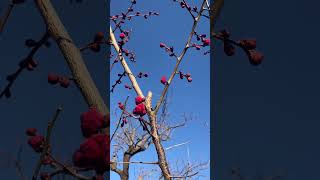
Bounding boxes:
[80,107,105,138]
[187,77,192,82]
[160,43,166,48]
[160,76,167,85]
[48,73,59,85]
[28,135,44,153]
[247,50,263,66]
[119,33,126,39]
[133,103,147,116]
[73,134,110,174]
[135,96,145,105]
[26,128,37,136]
[202,38,210,46]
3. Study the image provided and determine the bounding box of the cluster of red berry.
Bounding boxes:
[47,73,71,88]
[193,31,211,50]
[179,71,193,82]
[118,96,147,118]
[73,107,109,175]
[25,107,110,179]
[213,29,264,66]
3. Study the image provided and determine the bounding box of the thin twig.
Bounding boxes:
[32,106,63,180]
[111,96,129,142]
[0,31,50,99]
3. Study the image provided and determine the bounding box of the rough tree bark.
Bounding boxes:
[34,0,109,132]
[145,92,172,180]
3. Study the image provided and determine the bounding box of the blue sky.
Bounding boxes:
[110,0,210,179]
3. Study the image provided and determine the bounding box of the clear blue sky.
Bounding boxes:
[110,0,210,179]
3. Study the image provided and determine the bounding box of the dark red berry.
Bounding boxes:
[132,103,147,116]
[94,32,105,43]
[48,73,59,85]
[73,134,110,174]
[247,50,263,66]
[80,107,105,138]
[28,135,44,153]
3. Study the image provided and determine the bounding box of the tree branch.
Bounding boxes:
[109,26,144,98]
[34,0,109,124]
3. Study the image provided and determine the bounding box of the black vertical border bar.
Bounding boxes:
[210,0,214,179]
[106,0,110,180]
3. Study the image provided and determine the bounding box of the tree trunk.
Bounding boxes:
[150,114,171,180]
[120,153,131,180]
